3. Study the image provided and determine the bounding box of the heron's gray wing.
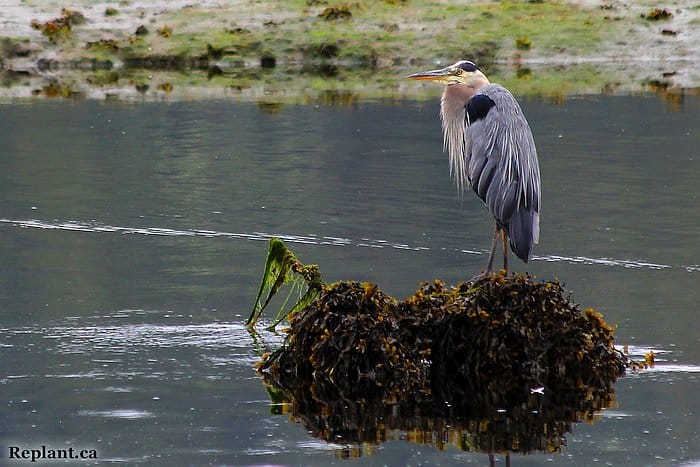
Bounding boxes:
[465,85,541,261]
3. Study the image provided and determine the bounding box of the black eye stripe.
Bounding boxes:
[455,60,479,72]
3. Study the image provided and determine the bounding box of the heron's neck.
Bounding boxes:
[440,84,474,191]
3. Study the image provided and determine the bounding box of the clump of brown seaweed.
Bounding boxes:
[30,8,86,43]
[259,273,626,403]
[251,238,629,455]
[641,7,673,21]
[261,281,431,402]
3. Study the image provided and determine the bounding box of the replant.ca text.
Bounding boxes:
[8,445,97,462]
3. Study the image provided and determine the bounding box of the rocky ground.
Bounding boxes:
[0,0,697,101]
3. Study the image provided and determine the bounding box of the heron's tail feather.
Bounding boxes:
[507,209,539,262]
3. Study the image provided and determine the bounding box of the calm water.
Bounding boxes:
[1,94,699,465]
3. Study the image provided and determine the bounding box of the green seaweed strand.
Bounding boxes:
[247,238,323,330]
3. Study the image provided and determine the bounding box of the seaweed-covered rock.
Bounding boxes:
[427,274,625,404]
[258,273,628,454]
[261,273,625,403]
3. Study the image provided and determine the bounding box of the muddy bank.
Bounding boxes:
[0,0,698,102]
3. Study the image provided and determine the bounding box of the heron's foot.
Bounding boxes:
[469,270,494,283]
[469,268,509,284]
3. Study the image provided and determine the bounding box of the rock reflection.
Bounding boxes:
[263,363,616,457]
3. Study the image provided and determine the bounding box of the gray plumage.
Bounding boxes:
[466,84,540,262]
[442,84,540,262]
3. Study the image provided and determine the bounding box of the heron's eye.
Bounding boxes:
[454,68,463,75]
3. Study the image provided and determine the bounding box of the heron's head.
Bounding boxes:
[407,60,489,88]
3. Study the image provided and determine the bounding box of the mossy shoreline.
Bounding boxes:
[1,0,697,102]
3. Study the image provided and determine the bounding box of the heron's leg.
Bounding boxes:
[484,225,500,275]
[502,229,509,272]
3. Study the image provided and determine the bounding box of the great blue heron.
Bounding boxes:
[408,60,541,274]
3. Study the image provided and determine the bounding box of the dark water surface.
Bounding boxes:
[1,94,699,465]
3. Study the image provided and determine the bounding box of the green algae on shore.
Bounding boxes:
[69,0,609,70]
[1,0,696,100]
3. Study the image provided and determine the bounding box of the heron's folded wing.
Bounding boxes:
[465,86,541,259]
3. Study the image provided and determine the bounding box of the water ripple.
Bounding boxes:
[3,314,284,383]
[25,320,283,356]
[0,217,696,273]
[77,409,155,420]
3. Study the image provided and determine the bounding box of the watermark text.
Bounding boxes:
[8,445,97,462]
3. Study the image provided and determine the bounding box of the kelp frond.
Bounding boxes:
[247,237,323,330]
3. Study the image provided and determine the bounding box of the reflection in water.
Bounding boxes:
[263,364,616,458]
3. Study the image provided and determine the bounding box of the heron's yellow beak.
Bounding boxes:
[407,66,467,85]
